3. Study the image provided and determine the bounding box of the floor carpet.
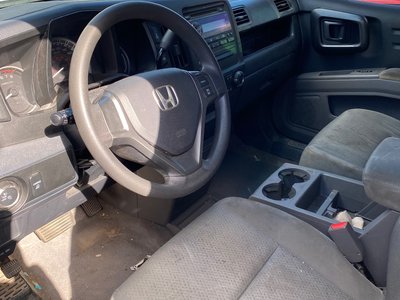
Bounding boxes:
[13,201,172,300]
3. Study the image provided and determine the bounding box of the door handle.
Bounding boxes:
[311,9,369,53]
[322,20,345,42]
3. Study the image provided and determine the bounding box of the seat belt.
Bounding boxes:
[328,222,364,263]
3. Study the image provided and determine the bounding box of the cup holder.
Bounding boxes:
[278,169,310,182]
[262,168,310,200]
[262,183,295,200]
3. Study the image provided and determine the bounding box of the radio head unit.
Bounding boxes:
[183,5,240,69]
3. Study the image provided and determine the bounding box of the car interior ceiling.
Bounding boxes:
[0,0,400,299]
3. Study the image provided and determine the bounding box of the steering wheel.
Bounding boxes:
[69,1,231,198]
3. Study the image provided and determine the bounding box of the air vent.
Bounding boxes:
[273,0,291,13]
[233,7,250,26]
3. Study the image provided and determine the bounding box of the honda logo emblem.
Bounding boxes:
[153,85,179,111]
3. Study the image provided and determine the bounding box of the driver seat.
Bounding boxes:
[111,197,398,299]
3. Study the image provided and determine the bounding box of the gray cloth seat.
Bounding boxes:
[300,109,400,180]
[112,197,383,300]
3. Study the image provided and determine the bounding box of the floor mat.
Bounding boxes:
[0,269,31,300]
[13,201,173,300]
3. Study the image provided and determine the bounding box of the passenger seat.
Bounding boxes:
[300,109,400,180]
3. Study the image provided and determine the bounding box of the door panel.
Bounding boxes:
[274,68,400,143]
[298,0,400,72]
[273,0,400,143]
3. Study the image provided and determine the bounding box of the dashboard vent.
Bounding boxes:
[273,0,291,13]
[232,7,250,26]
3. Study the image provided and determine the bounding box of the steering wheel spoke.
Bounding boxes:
[189,71,221,107]
[153,117,205,177]
[112,110,205,178]
[109,126,203,177]
[92,91,130,148]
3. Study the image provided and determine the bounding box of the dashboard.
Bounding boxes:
[0,0,300,258]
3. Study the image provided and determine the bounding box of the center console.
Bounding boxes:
[251,162,399,286]
[251,164,389,233]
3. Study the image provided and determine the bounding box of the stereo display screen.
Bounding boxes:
[196,12,232,38]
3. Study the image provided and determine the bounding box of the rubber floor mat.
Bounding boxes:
[0,269,30,300]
